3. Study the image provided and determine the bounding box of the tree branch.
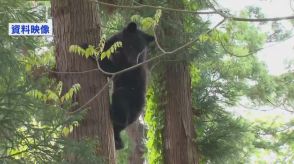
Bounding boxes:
[229,15,294,22]
[48,68,98,74]
[208,0,294,22]
[68,19,226,114]
[219,39,261,58]
[68,76,114,115]
[95,0,216,15]
[96,0,294,22]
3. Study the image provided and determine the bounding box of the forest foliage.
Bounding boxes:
[1,0,294,163]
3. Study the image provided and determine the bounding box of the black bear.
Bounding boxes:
[97,22,154,149]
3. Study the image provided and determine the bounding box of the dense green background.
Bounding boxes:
[1,0,294,163]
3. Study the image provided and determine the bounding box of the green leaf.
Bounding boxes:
[100,41,122,60]
[199,34,209,43]
[61,83,81,103]
[69,45,86,57]
[142,17,155,30]
[154,9,162,24]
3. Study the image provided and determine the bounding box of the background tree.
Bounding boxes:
[155,1,199,163]
[2,0,294,163]
[50,0,115,163]
[0,0,94,163]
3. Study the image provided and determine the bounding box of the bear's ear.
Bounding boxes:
[126,22,137,32]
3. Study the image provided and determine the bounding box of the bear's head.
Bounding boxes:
[119,22,154,66]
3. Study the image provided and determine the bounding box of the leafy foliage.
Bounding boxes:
[0,1,102,163]
[2,0,294,163]
[145,74,165,164]
[116,131,133,164]
[69,38,122,60]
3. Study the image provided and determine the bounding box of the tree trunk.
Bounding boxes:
[51,0,115,163]
[158,0,199,163]
[126,119,145,164]
[163,63,198,164]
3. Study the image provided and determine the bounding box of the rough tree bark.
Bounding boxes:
[51,0,115,163]
[163,63,198,164]
[126,119,145,164]
[159,1,199,163]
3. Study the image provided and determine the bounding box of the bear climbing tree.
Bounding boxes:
[97,22,154,149]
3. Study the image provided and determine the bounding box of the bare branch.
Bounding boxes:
[100,18,226,76]
[68,76,114,115]
[94,0,216,15]
[48,68,98,74]
[208,0,294,22]
[95,0,294,22]
[50,18,226,77]
[219,39,261,58]
[266,98,294,113]
[68,19,226,114]
[228,15,294,22]
[153,25,167,54]
[0,149,30,159]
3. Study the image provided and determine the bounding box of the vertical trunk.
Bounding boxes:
[126,120,145,164]
[159,0,199,163]
[163,63,198,164]
[51,0,115,163]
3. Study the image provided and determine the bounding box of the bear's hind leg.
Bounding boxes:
[110,87,133,149]
[112,123,124,149]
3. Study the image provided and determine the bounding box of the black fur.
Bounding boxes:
[85,22,154,149]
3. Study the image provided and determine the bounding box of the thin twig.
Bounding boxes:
[0,149,30,159]
[68,76,114,115]
[136,47,148,64]
[95,0,216,15]
[229,15,294,22]
[208,0,294,22]
[153,25,167,53]
[114,19,226,75]
[219,39,260,58]
[69,19,226,114]
[48,68,98,75]
[97,0,294,22]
